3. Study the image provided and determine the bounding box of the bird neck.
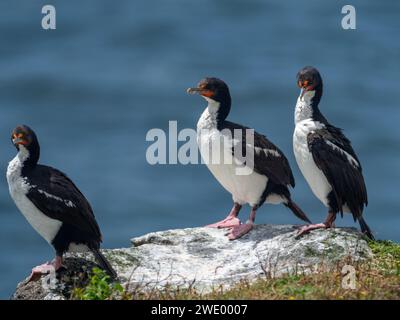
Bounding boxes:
[201,96,231,130]
[294,85,326,124]
[18,145,40,174]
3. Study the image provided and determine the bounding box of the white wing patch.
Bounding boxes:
[325,140,359,168]
[254,146,281,158]
[38,189,76,208]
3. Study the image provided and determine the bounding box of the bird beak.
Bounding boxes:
[13,138,27,146]
[187,87,201,95]
[187,87,215,98]
[297,80,305,99]
[297,80,310,100]
[300,88,305,99]
[12,134,27,146]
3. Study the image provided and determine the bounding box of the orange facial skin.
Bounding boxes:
[200,90,214,98]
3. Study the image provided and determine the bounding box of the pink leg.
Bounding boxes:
[296,223,327,237]
[207,203,242,228]
[28,256,64,282]
[296,211,336,238]
[228,206,257,240]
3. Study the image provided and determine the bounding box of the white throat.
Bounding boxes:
[295,90,315,125]
[7,146,31,192]
[17,145,30,163]
[197,98,221,130]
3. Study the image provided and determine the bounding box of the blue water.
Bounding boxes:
[0,0,399,298]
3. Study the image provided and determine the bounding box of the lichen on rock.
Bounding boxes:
[12,225,373,300]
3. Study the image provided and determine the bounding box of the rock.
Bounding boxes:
[12,225,373,300]
[12,257,99,300]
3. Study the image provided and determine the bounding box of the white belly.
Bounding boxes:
[293,120,332,207]
[7,156,62,244]
[196,104,286,207]
[197,129,268,207]
[10,189,62,244]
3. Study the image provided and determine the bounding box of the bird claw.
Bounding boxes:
[27,258,64,282]
[228,223,254,240]
[295,223,327,239]
[206,217,241,228]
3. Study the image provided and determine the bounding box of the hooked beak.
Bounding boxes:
[13,138,27,146]
[12,134,27,146]
[187,87,201,95]
[186,87,215,98]
[300,88,306,99]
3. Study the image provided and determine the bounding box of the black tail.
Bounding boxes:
[358,216,374,240]
[92,248,118,280]
[285,199,312,223]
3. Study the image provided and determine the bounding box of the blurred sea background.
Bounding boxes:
[0,0,399,298]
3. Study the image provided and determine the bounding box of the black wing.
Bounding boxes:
[307,127,368,219]
[26,165,102,241]
[222,121,295,187]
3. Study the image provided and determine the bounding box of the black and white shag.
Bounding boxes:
[293,66,373,239]
[7,125,117,279]
[188,77,311,240]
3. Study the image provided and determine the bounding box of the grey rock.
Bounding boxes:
[12,225,373,300]
[12,257,99,300]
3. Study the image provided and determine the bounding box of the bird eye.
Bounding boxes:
[12,132,25,139]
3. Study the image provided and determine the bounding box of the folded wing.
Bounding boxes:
[26,165,102,241]
[307,126,367,219]
[222,121,295,187]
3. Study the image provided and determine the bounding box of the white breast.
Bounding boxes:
[197,106,268,207]
[7,153,62,244]
[293,119,332,207]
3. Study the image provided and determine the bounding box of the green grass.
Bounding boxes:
[72,240,400,300]
[368,240,400,276]
[71,268,125,300]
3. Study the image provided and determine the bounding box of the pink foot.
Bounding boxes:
[228,222,254,240]
[28,257,64,282]
[296,223,327,238]
[206,217,241,228]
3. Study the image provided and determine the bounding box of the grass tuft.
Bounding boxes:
[73,240,400,300]
[71,268,126,300]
